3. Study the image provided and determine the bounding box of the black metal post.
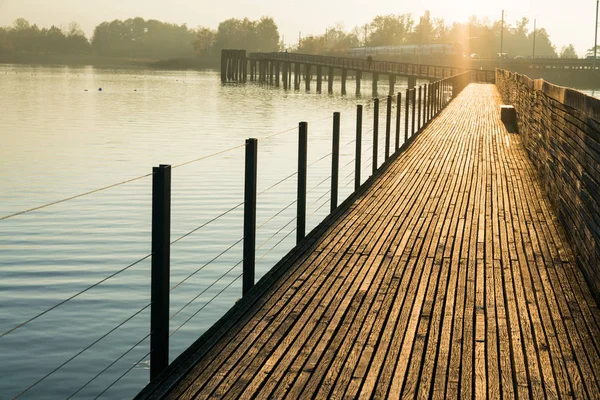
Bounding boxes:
[417,85,423,132]
[331,112,340,213]
[385,95,392,160]
[355,105,363,192]
[423,84,427,126]
[297,122,307,245]
[243,138,258,296]
[405,88,409,142]
[372,98,379,176]
[411,88,416,136]
[428,83,432,121]
[395,92,401,153]
[151,164,171,381]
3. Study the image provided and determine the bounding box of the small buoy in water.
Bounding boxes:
[84,89,88,92]
[98,88,102,92]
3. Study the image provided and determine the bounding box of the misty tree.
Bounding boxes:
[92,18,195,59]
[212,17,280,53]
[194,27,216,56]
[297,35,327,53]
[0,18,90,55]
[559,44,578,58]
[367,14,415,46]
[296,23,359,54]
[411,11,434,44]
[586,45,600,57]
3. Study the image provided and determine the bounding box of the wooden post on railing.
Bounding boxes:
[243,138,258,296]
[331,112,340,213]
[405,88,409,142]
[328,67,334,94]
[221,50,226,82]
[423,85,427,127]
[385,95,392,160]
[411,88,416,137]
[417,86,422,132]
[372,98,379,176]
[356,71,362,96]
[428,83,432,121]
[435,81,439,114]
[372,72,379,97]
[151,164,171,381]
[316,65,322,93]
[395,92,401,153]
[341,69,347,96]
[305,64,311,91]
[297,122,307,245]
[355,105,362,192]
[294,63,300,90]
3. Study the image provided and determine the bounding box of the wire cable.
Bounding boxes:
[169,259,242,323]
[12,302,151,398]
[257,171,297,197]
[172,144,246,169]
[66,333,151,400]
[342,139,356,149]
[170,237,244,292]
[170,202,244,245]
[1,253,152,338]
[256,216,296,252]
[306,175,331,195]
[341,157,355,170]
[256,227,297,264]
[170,272,243,338]
[260,115,330,142]
[307,152,331,168]
[256,199,297,231]
[307,189,331,212]
[0,173,153,221]
[308,196,330,219]
[94,350,151,399]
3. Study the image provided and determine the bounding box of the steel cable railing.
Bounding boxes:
[170,202,244,246]
[256,227,297,264]
[12,301,151,398]
[256,199,297,231]
[1,252,152,338]
[66,332,152,399]
[256,216,297,253]
[170,237,244,293]
[170,270,243,338]
[94,349,151,399]
[169,259,243,326]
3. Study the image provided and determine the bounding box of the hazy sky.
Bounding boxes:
[0,0,593,55]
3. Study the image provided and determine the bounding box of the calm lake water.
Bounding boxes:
[0,64,421,399]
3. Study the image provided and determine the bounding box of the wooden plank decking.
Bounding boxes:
[141,84,600,399]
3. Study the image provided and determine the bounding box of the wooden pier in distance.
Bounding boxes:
[221,50,495,96]
[138,84,600,399]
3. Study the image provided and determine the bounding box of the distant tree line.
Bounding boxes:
[0,18,90,55]
[297,12,576,59]
[0,16,280,61]
[0,13,581,61]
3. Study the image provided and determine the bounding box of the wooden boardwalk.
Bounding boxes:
[140,84,600,399]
